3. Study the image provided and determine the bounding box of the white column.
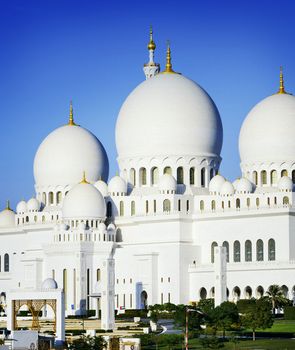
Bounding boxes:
[55,291,65,345]
[101,257,115,330]
[214,246,227,307]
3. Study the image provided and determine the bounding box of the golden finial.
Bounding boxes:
[163,41,175,74]
[5,200,12,211]
[277,66,286,94]
[68,100,76,126]
[80,171,89,184]
[147,26,156,51]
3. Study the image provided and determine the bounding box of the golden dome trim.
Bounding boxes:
[277,66,287,94]
[68,100,77,126]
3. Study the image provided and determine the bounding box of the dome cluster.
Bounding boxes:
[209,175,254,196]
[16,198,40,214]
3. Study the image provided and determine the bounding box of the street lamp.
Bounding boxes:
[185,307,203,350]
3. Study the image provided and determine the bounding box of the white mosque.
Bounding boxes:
[1,29,295,316]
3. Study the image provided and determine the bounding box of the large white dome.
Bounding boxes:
[116,73,223,159]
[239,93,295,164]
[62,181,106,220]
[34,123,109,188]
[0,207,15,228]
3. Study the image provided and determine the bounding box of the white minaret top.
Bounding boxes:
[143,26,160,79]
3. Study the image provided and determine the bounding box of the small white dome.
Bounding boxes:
[232,179,240,190]
[235,178,253,194]
[278,176,293,192]
[16,200,27,214]
[220,181,235,196]
[108,176,127,195]
[60,223,68,231]
[0,207,15,228]
[158,174,177,193]
[41,278,58,290]
[78,222,86,230]
[94,180,108,197]
[34,123,109,188]
[107,223,116,231]
[239,93,295,164]
[27,198,40,212]
[62,182,106,220]
[209,175,226,194]
[98,222,107,232]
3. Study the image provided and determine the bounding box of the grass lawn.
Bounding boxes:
[142,338,295,349]
[256,319,295,333]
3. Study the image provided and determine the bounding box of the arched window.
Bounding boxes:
[211,200,216,211]
[139,168,147,186]
[164,166,172,175]
[131,201,135,216]
[4,254,9,272]
[267,197,270,206]
[151,167,159,185]
[236,198,240,209]
[268,239,275,261]
[130,168,136,186]
[271,170,277,185]
[256,198,260,207]
[107,202,112,217]
[153,200,157,213]
[274,196,277,205]
[245,240,252,261]
[222,201,224,209]
[256,239,264,261]
[256,286,264,299]
[96,268,101,281]
[200,200,204,211]
[178,200,181,211]
[261,170,267,185]
[253,171,258,185]
[42,192,46,205]
[189,167,195,185]
[119,201,124,216]
[177,167,184,185]
[245,286,252,299]
[222,241,229,262]
[281,169,288,177]
[283,196,289,205]
[145,200,149,214]
[233,241,241,262]
[211,242,218,263]
[163,199,171,212]
[292,170,295,184]
[246,198,250,207]
[210,168,214,180]
[201,168,206,187]
[56,191,62,204]
[49,192,54,205]
[200,287,207,300]
[186,200,190,212]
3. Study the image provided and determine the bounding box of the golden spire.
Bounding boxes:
[277,66,286,94]
[80,171,89,184]
[68,100,76,126]
[163,41,175,74]
[147,25,156,51]
[5,200,12,211]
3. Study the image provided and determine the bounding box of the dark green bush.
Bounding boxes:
[284,306,295,320]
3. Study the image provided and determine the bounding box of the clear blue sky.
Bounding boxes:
[1,0,295,208]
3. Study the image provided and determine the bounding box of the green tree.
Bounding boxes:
[174,304,203,331]
[266,284,288,315]
[69,335,106,350]
[198,298,214,314]
[207,302,239,338]
[200,336,224,349]
[241,298,273,341]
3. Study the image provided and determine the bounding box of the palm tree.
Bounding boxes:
[266,285,287,315]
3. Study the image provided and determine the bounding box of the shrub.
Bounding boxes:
[284,306,295,320]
